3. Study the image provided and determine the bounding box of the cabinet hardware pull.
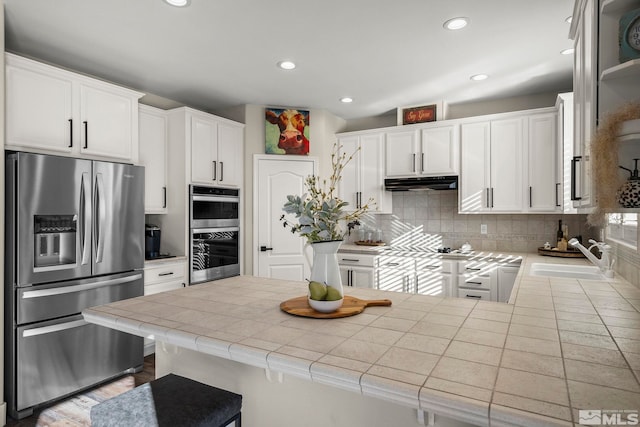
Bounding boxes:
[212,161,217,181]
[83,121,88,149]
[341,258,359,262]
[571,156,582,200]
[491,188,494,208]
[486,188,490,208]
[158,272,174,276]
[162,186,167,209]
[412,153,416,172]
[260,245,273,252]
[555,183,561,207]
[220,162,224,181]
[466,281,483,285]
[348,270,353,286]
[68,119,73,148]
[465,294,482,299]
[386,262,400,266]
[421,153,424,173]
[529,186,532,208]
[465,267,481,271]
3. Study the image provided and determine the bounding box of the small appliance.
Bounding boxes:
[145,224,161,259]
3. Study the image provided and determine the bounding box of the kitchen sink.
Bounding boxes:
[529,263,608,281]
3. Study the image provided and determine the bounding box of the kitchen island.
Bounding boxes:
[83,253,640,426]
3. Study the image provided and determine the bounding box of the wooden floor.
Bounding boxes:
[6,354,155,427]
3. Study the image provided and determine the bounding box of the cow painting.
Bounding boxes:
[265,108,310,155]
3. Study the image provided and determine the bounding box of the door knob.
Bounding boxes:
[260,246,273,252]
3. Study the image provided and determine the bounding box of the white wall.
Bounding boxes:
[241,105,346,275]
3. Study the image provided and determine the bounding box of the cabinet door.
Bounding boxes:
[460,122,490,212]
[490,118,523,212]
[416,271,446,296]
[360,133,390,212]
[6,63,74,153]
[338,136,361,209]
[498,266,519,303]
[377,268,412,293]
[527,113,558,212]
[79,82,137,160]
[217,123,244,187]
[341,266,375,289]
[385,130,419,177]
[139,106,168,213]
[191,115,218,184]
[420,125,459,176]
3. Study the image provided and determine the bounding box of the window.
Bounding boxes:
[606,213,638,248]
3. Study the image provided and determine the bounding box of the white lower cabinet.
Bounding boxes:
[457,259,498,302]
[376,254,414,293]
[338,253,376,288]
[497,266,520,303]
[143,259,187,355]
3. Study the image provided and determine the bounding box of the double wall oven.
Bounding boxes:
[190,185,240,284]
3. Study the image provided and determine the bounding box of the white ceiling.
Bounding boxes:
[4,0,575,120]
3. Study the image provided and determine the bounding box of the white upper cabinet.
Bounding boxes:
[526,112,559,212]
[460,119,525,213]
[337,132,391,213]
[420,125,459,176]
[5,53,143,162]
[169,107,244,188]
[460,108,558,214]
[190,113,244,187]
[139,105,168,214]
[384,129,419,177]
[385,123,459,177]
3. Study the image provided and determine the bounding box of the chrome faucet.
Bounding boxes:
[568,238,615,278]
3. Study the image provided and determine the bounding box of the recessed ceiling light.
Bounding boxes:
[443,17,468,30]
[164,0,190,7]
[561,48,574,55]
[470,74,488,81]
[340,97,353,103]
[565,16,572,24]
[277,60,296,70]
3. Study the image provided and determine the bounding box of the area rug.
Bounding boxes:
[34,375,135,427]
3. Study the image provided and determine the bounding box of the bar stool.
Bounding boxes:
[91,374,242,427]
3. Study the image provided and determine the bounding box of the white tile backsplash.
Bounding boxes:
[352,191,598,253]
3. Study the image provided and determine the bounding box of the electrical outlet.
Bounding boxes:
[481,224,487,234]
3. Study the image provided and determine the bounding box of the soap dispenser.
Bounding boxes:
[618,159,640,208]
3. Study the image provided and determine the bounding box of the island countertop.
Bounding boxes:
[83,253,640,426]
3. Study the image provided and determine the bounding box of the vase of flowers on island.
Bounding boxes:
[280,143,374,310]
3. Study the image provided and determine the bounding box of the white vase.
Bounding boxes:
[309,240,343,297]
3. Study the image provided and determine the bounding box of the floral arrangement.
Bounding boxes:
[280,143,374,243]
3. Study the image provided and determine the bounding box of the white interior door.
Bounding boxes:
[255,156,316,280]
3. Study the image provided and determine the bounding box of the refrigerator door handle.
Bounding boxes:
[22,319,88,338]
[94,173,106,263]
[80,172,92,265]
[21,273,143,299]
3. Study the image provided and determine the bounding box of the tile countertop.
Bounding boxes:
[83,253,640,427]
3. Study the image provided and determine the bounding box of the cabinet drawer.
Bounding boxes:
[458,275,491,290]
[144,280,186,296]
[415,256,442,271]
[338,253,376,268]
[458,288,490,300]
[458,260,493,276]
[144,261,186,285]
[376,255,414,270]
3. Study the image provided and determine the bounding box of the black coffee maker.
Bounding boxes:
[145,224,161,259]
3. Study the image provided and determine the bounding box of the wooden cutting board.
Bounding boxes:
[280,295,392,319]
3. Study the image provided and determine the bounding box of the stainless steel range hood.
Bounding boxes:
[384,176,458,191]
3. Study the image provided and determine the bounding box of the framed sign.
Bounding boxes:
[402,104,437,125]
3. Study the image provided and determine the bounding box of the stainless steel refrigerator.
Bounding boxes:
[4,152,145,419]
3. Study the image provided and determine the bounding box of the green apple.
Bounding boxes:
[308,281,327,301]
[325,286,342,301]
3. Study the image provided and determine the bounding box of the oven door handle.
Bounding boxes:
[192,227,239,234]
[191,195,239,203]
[21,273,142,299]
[22,319,88,338]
